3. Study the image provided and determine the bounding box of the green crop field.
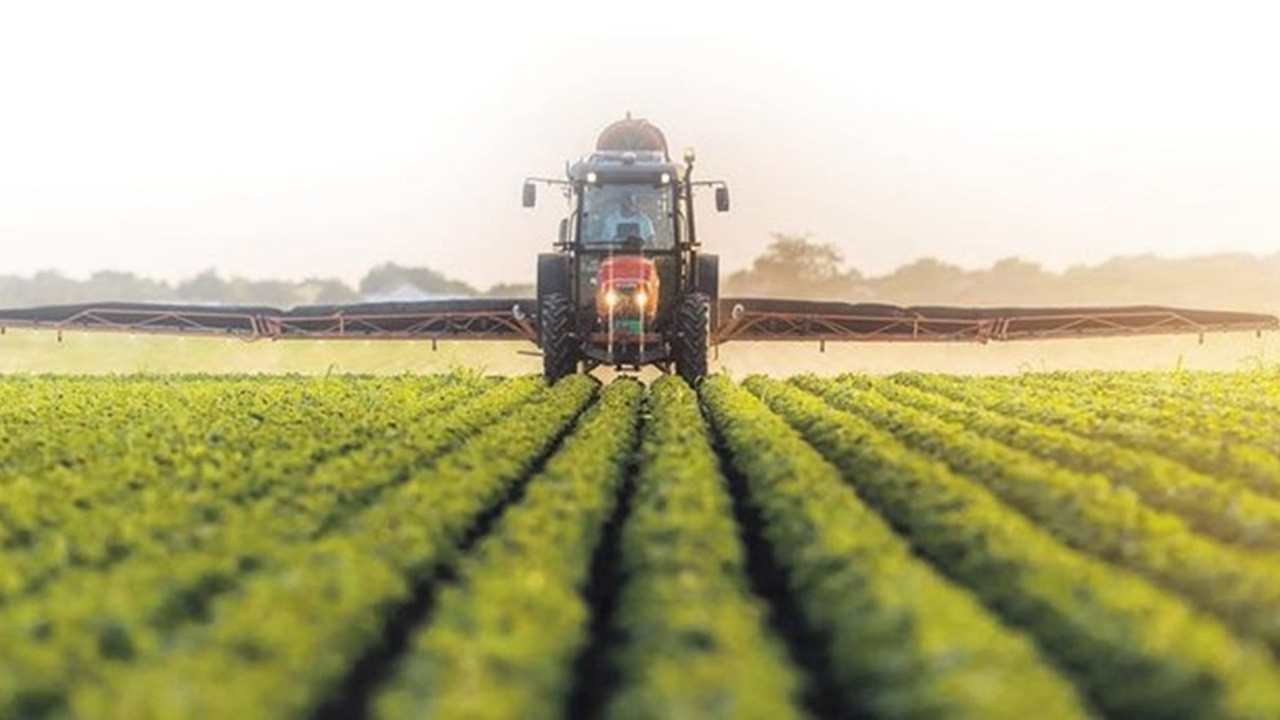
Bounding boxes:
[3,370,1280,718]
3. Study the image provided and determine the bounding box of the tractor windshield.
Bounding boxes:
[580,184,675,250]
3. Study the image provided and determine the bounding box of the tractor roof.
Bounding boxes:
[596,114,669,158]
[567,115,679,184]
[568,151,679,184]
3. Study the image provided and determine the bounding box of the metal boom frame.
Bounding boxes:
[0,299,1273,346]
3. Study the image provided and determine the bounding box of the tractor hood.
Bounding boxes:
[595,255,659,318]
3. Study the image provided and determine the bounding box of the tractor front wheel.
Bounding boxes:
[539,292,577,381]
[673,292,710,385]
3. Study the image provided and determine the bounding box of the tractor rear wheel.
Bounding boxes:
[673,292,710,385]
[539,292,577,381]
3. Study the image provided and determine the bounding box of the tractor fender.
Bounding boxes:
[537,254,571,307]
[696,254,720,335]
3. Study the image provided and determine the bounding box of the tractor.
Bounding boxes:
[522,115,729,384]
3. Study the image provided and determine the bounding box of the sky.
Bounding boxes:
[1,0,1278,289]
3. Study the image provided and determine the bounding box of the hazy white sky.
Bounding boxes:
[1,0,1277,288]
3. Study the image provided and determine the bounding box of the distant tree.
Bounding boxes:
[358,262,478,298]
[725,233,864,299]
[485,282,535,298]
[973,257,1058,305]
[0,269,174,306]
[83,270,172,303]
[752,234,851,283]
[177,269,230,304]
[0,276,25,306]
[227,279,298,307]
[298,278,361,305]
[23,270,82,305]
[867,258,966,304]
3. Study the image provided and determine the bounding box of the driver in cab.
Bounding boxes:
[601,195,655,245]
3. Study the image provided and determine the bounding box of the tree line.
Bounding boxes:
[0,264,534,308]
[2,235,1277,313]
[727,234,1280,313]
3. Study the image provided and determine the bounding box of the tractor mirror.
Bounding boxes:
[522,181,537,208]
[715,186,730,212]
[557,218,569,245]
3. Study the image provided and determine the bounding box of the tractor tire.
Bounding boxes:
[539,292,577,381]
[673,292,710,386]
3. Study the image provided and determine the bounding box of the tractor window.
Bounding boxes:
[580,184,675,250]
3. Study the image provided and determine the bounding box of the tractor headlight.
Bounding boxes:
[635,291,648,309]
[586,172,598,184]
[604,289,619,308]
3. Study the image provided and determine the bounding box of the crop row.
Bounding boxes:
[1007,369,1280,425]
[0,375,591,716]
[0,376,489,599]
[873,373,1280,548]
[0,373,527,674]
[606,376,801,718]
[80,374,597,718]
[1003,371,1280,490]
[742,375,1280,717]
[371,378,643,718]
[702,377,1090,719]
[795,375,1280,655]
[919,373,1280,498]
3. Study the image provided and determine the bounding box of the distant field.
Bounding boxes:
[0,329,541,376]
[3,371,1280,717]
[0,327,1275,375]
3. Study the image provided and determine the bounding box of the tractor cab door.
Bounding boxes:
[577,183,678,323]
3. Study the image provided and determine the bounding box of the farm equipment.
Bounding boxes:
[0,115,1276,377]
[522,115,726,383]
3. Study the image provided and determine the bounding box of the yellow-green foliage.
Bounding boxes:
[793,375,1280,654]
[922,372,1280,498]
[0,375,596,717]
[2,371,1280,718]
[373,379,642,719]
[702,376,1091,720]
[867,373,1280,549]
[745,374,1280,718]
[607,376,803,720]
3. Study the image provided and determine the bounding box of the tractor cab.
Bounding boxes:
[522,115,729,382]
